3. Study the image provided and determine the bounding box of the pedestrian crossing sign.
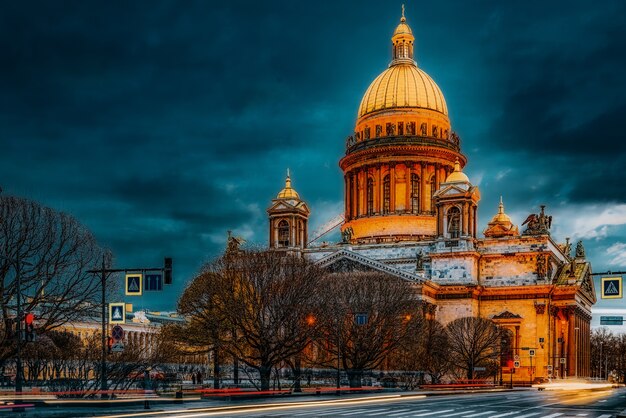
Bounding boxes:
[601,277,622,299]
[109,303,126,324]
[125,273,143,296]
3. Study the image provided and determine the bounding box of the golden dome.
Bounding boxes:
[484,197,519,238]
[357,65,448,118]
[276,170,300,200]
[445,158,470,183]
[492,197,512,223]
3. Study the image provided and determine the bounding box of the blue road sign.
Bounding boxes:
[145,273,163,291]
[602,277,622,299]
[125,273,143,296]
[109,303,126,324]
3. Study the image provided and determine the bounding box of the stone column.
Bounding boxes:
[390,164,396,213]
[567,307,575,378]
[462,203,469,236]
[420,163,426,213]
[351,171,357,219]
[344,174,349,220]
[377,164,382,214]
[405,163,411,213]
[434,163,441,191]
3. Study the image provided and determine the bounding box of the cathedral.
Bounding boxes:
[266,9,595,383]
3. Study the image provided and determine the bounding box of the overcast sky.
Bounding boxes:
[2,0,625,310]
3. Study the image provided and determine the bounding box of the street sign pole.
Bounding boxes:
[87,257,173,399]
[100,256,108,398]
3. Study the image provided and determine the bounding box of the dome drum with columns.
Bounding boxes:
[265,7,595,383]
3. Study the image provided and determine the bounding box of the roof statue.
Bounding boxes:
[575,240,586,259]
[522,205,552,236]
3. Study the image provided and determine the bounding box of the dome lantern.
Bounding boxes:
[391,5,415,66]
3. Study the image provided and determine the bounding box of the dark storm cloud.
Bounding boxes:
[1,0,624,309]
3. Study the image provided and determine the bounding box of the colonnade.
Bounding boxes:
[344,162,452,221]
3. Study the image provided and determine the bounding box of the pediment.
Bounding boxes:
[267,200,310,215]
[579,267,596,304]
[492,310,522,320]
[315,249,423,283]
[434,184,468,197]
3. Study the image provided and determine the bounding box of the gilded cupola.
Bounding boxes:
[484,197,519,238]
[268,170,310,251]
[276,170,300,200]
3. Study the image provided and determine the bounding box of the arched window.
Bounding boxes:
[367,178,374,216]
[447,206,461,238]
[429,175,436,212]
[383,175,390,214]
[411,173,420,214]
[278,220,290,247]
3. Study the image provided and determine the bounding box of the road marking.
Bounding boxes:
[339,409,371,416]
[412,410,454,416]
[575,414,588,416]
[514,413,540,418]
[292,409,351,416]
[538,414,563,418]
[387,409,414,416]
[445,411,474,417]
[596,415,612,418]
[488,411,520,418]
[367,409,405,416]
[597,400,607,402]
[462,412,495,417]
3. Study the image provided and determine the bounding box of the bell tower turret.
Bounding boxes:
[267,170,310,250]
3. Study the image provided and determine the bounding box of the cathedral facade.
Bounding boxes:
[267,11,594,383]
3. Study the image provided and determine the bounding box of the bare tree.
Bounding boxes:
[445,317,503,380]
[0,196,108,362]
[315,272,422,388]
[177,249,325,391]
[393,318,450,385]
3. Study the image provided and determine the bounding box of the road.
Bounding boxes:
[97,388,626,418]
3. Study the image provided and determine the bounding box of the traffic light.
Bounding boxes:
[24,312,36,342]
[164,257,172,285]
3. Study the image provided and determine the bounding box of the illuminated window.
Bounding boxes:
[278,220,290,247]
[383,175,390,214]
[411,173,420,214]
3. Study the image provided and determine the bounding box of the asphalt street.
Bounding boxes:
[93,388,626,418]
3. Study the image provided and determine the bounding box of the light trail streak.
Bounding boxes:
[98,394,426,418]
